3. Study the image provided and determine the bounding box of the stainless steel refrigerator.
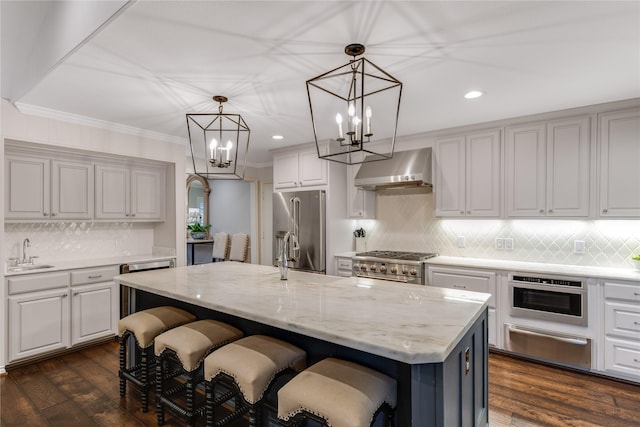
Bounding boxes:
[273,190,326,273]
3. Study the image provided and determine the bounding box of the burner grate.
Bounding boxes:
[354,250,438,261]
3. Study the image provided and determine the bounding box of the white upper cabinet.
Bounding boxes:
[546,117,591,217]
[95,165,130,219]
[51,160,95,220]
[506,117,590,217]
[599,108,640,218]
[505,122,546,216]
[273,146,328,191]
[436,129,501,217]
[273,151,299,189]
[95,164,165,221]
[347,163,375,219]
[131,167,165,220]
[5,155,93,220]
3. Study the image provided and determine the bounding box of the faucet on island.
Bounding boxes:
[278,231,300,280]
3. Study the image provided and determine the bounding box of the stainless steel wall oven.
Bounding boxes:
[509,274,587,326]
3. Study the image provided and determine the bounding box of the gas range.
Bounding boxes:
[352,251,438,285]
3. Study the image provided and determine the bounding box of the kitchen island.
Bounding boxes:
[115,262,490,426]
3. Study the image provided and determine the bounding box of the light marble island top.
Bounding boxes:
[115,262,490,364]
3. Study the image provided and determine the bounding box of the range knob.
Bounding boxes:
[390,266,398,274]
[360,264,368,271]
[379,265,387,273]
[410,268,417,276]
[402,267,409,275]
[353,263,360,271]
[370,264,377,272]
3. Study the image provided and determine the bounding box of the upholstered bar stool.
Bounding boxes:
[277,358,397,427]
[155,319,244,427]
[203,335,306,427]
[118,306,196,412]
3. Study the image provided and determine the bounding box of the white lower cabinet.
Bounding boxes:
[427,266,498,347]
[70,267,119,346]
[7,266,119,364]
[9,287,70,361]
[336,256,353,277]
[602,280,640,380]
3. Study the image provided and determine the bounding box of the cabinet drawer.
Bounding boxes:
[7,272,70,295]
[428,267,496,307]
[605,301,640,339]
[71,266,119,286]
[604,337,640,379]
[604,281,640,302]
[337,258,353,271]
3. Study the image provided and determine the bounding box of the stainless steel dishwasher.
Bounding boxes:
[119,259,175,317]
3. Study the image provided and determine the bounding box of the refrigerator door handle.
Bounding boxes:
[292,197,301,261]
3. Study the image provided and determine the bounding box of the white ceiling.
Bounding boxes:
[2,1,639,166]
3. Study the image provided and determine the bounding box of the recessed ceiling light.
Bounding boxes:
[272,135,284,140]
[464,90,483,99]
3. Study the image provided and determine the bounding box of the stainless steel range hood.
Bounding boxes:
[354,147,432,190]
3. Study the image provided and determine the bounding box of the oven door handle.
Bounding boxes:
[507,325,589,346]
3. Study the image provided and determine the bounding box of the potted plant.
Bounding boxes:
[187,223,211,240]
[632,254,640,270]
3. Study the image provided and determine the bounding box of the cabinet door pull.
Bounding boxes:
[453,285,467,289]
[602,209,608,214]
[62,293,68,298]
[73,292,79,296]
[88,275,102,279]
[51,213,57,217]
[43,212,49,216]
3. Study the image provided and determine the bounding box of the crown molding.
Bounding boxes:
[14,102,187,146]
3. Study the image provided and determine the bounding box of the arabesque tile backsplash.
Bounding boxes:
[4,222,155,264]
[358,190,640,269]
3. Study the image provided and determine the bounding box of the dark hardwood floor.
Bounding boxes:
[1,340,639,426]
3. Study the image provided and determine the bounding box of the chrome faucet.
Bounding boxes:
[279,232,291,280]
[22,238,31,264]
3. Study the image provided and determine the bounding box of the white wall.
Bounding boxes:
[209,180,251,234]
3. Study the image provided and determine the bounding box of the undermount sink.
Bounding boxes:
[7,264,55,272]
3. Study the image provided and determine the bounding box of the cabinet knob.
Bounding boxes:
[51,213,57,217]
[548,209,553,214]
[131,213,136,217]
[460,211,464,214]
[602,209,608,214]
[125,213,130,217]
[43,212,49,216]
[467,210,471,214]
[539,209,544,214]
[62,293,68,298]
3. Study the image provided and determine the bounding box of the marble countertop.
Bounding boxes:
[426,256,640,281]
[115,262,490,364]
[335,251,357,258]
[5,254,176,277]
